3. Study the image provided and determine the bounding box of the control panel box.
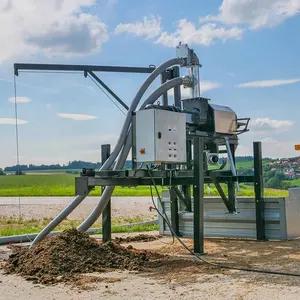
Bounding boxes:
[135,108,187,163]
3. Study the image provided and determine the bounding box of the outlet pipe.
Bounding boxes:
[30,59,184,247]
[77,77,184,231]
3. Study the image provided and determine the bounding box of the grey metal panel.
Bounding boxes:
[159,192,288,240]
[285,188,300,239]
[210,104,237,134]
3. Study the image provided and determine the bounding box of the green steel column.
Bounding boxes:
[227,143,236,213]
[193,137,205,254]
[253,141,265,240]
[182,139,192,211]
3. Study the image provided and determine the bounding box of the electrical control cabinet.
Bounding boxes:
[135,108,187,163]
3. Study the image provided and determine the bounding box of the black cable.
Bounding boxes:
[146,166,300,278]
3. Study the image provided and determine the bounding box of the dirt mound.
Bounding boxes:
[3,229,165,285]
[114,234,163,244]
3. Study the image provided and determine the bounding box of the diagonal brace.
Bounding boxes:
[210,176,235,213]
[87,71,129,111]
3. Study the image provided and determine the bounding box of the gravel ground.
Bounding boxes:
[0,196,156,220]
[1,233,300,299]
[2,197,300,299]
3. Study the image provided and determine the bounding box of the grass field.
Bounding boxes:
[0,173,289,197]
[0,216,158,236]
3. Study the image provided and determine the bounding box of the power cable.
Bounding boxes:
[146,166,300,278]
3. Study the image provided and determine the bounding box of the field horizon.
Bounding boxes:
[0,172,289,198]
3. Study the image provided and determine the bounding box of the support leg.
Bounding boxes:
[170,187,180,235]
[182,139,192,211]
[101,144,111,243]
[227,143,236,213]
[193,137,205,254]
[253,142,265,240]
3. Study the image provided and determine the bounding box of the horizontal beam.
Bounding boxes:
[14,63,156,75]
[75,175,254,196]
[87,175,253,186]
[90,169,235,178]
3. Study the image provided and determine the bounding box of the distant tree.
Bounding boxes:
[15,169,26,175]
[0,168,6,176]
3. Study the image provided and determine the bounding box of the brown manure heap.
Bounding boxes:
[3,229,166,285]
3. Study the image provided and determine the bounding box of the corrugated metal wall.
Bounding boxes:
[159,191,287,240]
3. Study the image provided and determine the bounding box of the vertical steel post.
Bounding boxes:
[227,143,236,213]
[170,188,180,235]
[182,139,192,211]
[131,113,137,170]
[101,144,111,242]
[172,66,181,108]
[253,141,265,240]
[161,71,168,106]
[193,137,205,254]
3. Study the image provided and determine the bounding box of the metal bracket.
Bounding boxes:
[75,177,89,196]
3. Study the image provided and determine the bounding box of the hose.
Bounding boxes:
[30,58,184,247]
[77,77,184,231]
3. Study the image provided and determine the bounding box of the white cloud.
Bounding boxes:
[250,118,294,133]
[236,78,300,88]
[0,118,28,125]
[8,96,31,103]
[156,20,243,47]
[114,16,243,47]
[236,137,299,158]
[57,113,97,120]
[115,16,162,39]
[200,81,223,93]
[200,0,300,30]
[168,80,222,98]
[0,0,109,63]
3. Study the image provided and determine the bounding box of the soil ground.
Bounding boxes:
[1,231,300,300]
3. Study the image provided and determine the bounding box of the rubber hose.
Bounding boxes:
[77,77,183,231]
[30,58,184,247]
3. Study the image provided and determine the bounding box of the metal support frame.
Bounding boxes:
[14,63,155,75]
[193,137,205,254]
[253,141,265,240]
[161,71,169,106]
[101,144,111,243]
[227,143,237,213]
[181,139,192,211]
[87,71,129,111]
[171,66,181,108]
[14,62,155,115]
[170,188,180,235]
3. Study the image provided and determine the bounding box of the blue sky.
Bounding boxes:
[1,0,300,168]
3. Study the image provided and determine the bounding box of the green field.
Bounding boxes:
[0,173,289,197]
[0,216,158,236]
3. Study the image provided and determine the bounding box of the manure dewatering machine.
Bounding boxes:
[11,43,273,254]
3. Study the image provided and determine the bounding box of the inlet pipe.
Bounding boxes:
[30,59,184,247]
[77,77,184,231]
